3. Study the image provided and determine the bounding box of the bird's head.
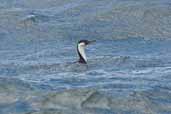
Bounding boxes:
[78,40,96,47]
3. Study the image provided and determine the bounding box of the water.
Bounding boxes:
[0,0,171,114]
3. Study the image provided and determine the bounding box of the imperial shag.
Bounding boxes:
[77,40,96,64]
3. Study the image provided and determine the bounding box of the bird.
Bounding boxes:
[77,40,96,64]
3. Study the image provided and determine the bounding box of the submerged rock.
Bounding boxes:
[0,78,170,114]
[37,89,99,109]
[30,88,160,114]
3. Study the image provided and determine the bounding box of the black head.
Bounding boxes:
[78,40,96,46]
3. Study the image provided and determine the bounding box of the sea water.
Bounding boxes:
[0,0,171,114]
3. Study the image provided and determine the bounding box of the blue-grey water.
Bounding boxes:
[0,0,171,114]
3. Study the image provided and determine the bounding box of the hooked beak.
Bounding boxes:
[87,40,96,45]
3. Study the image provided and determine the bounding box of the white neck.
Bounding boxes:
[78,43,87,62]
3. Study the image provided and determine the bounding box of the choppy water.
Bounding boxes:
[0,0,171,114]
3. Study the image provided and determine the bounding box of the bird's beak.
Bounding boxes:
[87,40,96,45]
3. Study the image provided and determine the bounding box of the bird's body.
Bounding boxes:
[77,40,95,64]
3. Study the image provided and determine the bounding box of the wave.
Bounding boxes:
[0,55,170,77]
[0,0,171,42]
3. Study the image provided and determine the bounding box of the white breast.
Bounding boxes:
[78,42,87,62]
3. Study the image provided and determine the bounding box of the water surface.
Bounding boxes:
[0,0,171,114]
